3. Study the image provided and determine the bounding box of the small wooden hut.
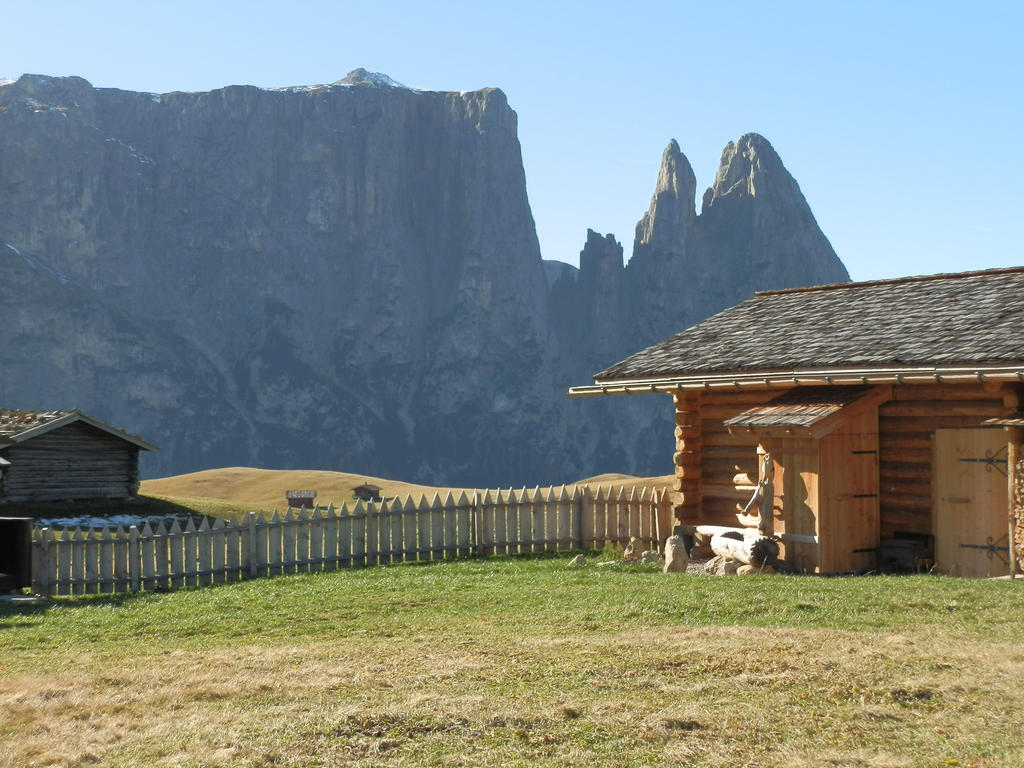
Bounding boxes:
[353,484,382,502]
[569,267,1024,577]
[0,409,157,503]
[285,490,317,509]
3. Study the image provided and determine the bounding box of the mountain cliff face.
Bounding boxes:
[0,72,847,485]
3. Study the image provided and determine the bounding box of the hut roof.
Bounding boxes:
[0,409,157,451]
[577,267,1024,392]
[983,411,1024,427]
[723,386,872,429]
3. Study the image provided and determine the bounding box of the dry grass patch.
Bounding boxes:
[139,467,475,512]
[140,467,674,516]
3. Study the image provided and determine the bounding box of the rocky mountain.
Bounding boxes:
[548,137,849,478]
[0,72,847,486]
[551,136,849,375]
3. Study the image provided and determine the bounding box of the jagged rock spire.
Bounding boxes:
[703,133,794,211]
[634,139,697,252]
[699,133,849,287]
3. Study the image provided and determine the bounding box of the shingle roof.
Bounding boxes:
[0,409,157,450]
[0,409,75,439]
[723,386,871,429]
[596,267,1024,382]
[983,411,1024,427]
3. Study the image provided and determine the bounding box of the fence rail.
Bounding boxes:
[30,484,673,596]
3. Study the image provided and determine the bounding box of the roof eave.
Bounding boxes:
[567,363,1024,398]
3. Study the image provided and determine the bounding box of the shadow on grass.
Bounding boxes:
[7,495,208,523]
[0,548,622,620]
[0,589,159,619]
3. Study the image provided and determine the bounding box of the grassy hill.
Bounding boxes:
[141,467,675,513]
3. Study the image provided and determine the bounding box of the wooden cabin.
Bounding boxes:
[569,267,1024,577]
[0,409,157,503]
[285,489,317,508]
[353,484,382,502]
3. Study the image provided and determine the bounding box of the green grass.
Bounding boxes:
[2,555,1023,767]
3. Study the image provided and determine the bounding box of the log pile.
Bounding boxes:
[703,530,780,575]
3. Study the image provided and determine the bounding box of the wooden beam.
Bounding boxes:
[1009,426,1023,578]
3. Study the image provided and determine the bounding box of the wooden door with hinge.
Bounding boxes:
[819,425,880,573]
[933,428,1009,577]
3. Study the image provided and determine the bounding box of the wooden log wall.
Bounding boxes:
[675,389,778,528]
[878,383,1013,540]
[29,483,672,596]
[1,422,139,503]
[672,392,702,525]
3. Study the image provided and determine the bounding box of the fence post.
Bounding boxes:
[579,486,593,550]
[248,512,259,578]
[129,525,140,593]
[31,528,49,596]
[470,490,480,557]
[366,502,379,567]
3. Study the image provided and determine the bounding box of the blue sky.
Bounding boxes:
[2,0,1020,281]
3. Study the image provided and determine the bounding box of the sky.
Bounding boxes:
[1,0,1021,281]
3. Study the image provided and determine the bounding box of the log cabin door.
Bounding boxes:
[932,428,1009,577]
[817,417,880,573]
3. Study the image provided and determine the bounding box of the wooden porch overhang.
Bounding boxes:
[983,411,1024,427]
[722,385,892,440]
[567,364,1024,398]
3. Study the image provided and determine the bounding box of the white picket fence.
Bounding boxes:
[30,484,673,596]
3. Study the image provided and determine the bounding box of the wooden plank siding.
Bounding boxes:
[816,408,879,573]
[0,421,140,502]
[878,384,1011,540]
[932,428,1010,577]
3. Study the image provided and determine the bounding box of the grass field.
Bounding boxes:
[2,555,1022,767]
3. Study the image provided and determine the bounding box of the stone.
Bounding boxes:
[663,535,689,573]
[702,555,742,575]
[640,550,663,564]
[702,555,727,574]
[737,564,775,576]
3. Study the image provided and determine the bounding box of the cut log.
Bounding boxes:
[710,532,779,567]
[680,524,755,539]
